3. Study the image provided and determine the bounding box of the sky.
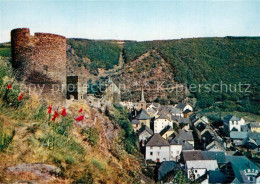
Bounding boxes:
[0,0,259,42]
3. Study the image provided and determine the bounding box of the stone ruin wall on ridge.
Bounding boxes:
[11,28,67,103]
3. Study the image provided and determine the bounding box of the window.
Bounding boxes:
[150,152,153,155]
[248,177,254,182]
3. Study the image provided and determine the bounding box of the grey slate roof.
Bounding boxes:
[182,141,194,150]
[245,132,260,146]
[209,170,226,183]
[186,160,218,170]
[182,150,203,161]
[158,161,178,181]
[152,103,160,108]
[250,122,260,128]
[242,137,258,147]
[136,108,150,120]
[179,131,194,141]
[157,109,168,116]
[202,151,226,164]
[179,117,190,124]
[248,132,260,140]
[131,119,139,124]
[147,107,157,114]
[157,113,171,121]
[138,125,153,135]
[146,133,170,146]
[169,137,180,145]
[159,126,175,137]
[224,115,242,122]
[230,116,242,121]
[241,124,251,132]
[171,115,180,121]
[170,108,182,114]
[175,103,187,110]
[230,131,248,139]
[225,156,260,183]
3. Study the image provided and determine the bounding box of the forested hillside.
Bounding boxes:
[1,37,259,114]
[123,37,260,114]
[67,39,121,70]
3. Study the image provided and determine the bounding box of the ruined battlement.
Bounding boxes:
[11,28,67,103]
[11,28,66,83]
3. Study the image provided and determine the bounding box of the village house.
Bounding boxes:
[230,131,260,151]
[131,108,151,131]
[146,103,160,112]
[181,150,227,182]
[250,122,260,133]
[146,107,158,118]
[138,125,153,143]
[175,102,193,112]
[145,132,194,163]
[169,139,183,162]
[169,135,194,162]
[157,161,178,182]
[206,140,226,152]
[178,130,195,147]
[223,115,246,132]
[170,107,183,117]
[186,160,218,180]
[159,126,176,140]
[225,156,260,183]
[154,113,172,133]
[230,131,248,146]
[145,133,170,162]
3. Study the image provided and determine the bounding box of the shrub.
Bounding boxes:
[91,159,105,171]
[81,127,99,146]
[108,105,137,154]
[65,156,76,165]
[0,129,15,151]
[39,131,84,154]
[73,171,94,184]
[52,117,73,136]
[31,105,47,121]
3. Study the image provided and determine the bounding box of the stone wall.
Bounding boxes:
[11,28,67,103]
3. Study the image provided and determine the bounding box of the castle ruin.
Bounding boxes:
[11,28,121,105]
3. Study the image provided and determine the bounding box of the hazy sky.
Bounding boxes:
[0,0,259,42]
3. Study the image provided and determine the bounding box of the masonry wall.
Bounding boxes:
[11,28,67,102]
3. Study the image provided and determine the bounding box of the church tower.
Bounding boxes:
[138,88,146,110]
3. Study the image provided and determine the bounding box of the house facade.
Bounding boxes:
[154,114,172,133]
[138,126,153,142]
[224,115,245,131]
[186,160,218,180]
[145,134,170,162]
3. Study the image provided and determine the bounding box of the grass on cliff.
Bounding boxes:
[0,63,140,183]
[107,104,138,154]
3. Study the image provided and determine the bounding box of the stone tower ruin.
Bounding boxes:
[11,28,67,102]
